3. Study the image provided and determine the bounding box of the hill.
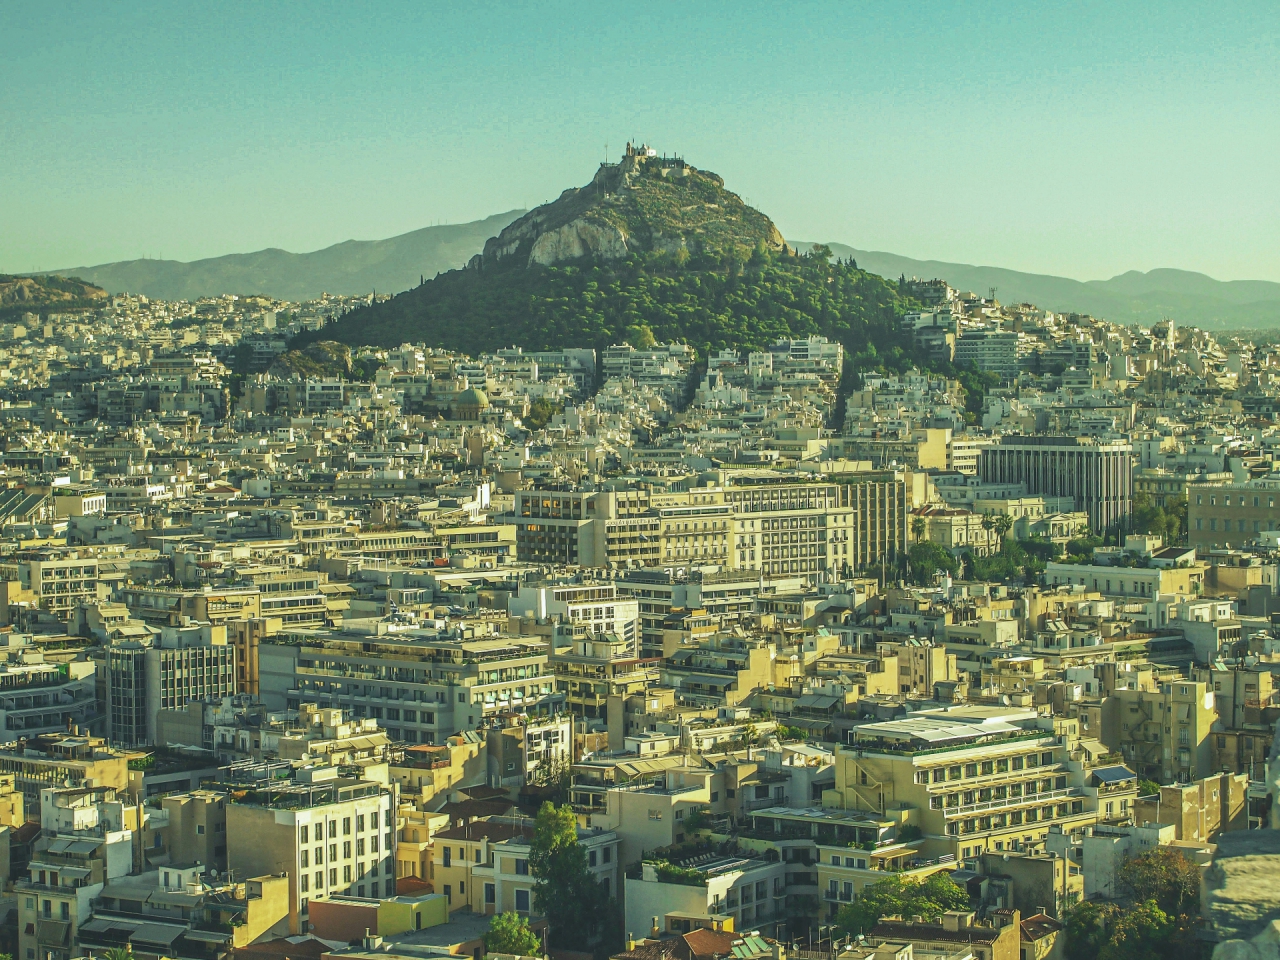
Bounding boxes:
[42,210,525,302]
[793,243,1280,329]
[470,144,786,271]
[313,241,908,361]
[314,149,875,360]
[0,273,108,321]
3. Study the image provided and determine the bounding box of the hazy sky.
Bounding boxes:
[3,0,1277,281]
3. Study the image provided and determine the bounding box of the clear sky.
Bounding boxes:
[2,0,1276,281]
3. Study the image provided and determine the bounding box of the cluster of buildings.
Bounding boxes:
[0,282,1278,960]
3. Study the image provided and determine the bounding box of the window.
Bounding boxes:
[329,869,337,885]
[344,866,352,883]
[372,812,380,829]
[358,815,366,832]
[515,858,529,875]
[343,841,352,858]
[343,817,352,835]
[316,871,323,888]
[516,889,530,912]
[301,850,309,868]
[603,847,612,863]
[485,883,496,904]
[589,850,597,867]
[301,874,309,892]
[648,809,663,820]
[301,825,309,844]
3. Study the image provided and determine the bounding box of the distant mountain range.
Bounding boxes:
[792,243,1280,329]
[42,210,525,303]
[28,207,1280,330]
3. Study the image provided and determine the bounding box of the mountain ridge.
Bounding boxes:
[39,210,526,303]
[22,205,1280,329]
[793,243,1280,328]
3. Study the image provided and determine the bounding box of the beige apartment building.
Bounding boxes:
[0,732,132,808]
[1103,680,1216,783]
[225,770,396,934]
[825,707,1127,860]
[15,553,102,621]
[433,815,619,913]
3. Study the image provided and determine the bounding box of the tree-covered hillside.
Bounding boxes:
[312,245,913,359]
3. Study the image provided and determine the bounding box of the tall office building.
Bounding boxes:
[106,621,236,747]
[980,436,1132,532]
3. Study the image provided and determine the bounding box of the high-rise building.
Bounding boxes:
[106,621,237,747]
[225,767,396,934]
[980,436,1133,532]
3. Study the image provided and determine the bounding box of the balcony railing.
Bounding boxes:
[944,787,1081,818]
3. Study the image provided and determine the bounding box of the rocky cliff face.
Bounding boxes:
[470,148,787,270]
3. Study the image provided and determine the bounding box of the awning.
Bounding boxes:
[1092,764,1137,784]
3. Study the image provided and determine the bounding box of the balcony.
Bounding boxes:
[943,786,1081,818]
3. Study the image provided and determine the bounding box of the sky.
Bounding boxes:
[2,0,1277,281]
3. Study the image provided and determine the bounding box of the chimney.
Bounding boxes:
[652,917,660,937]
[628,935,636,952]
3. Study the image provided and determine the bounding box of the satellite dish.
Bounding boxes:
[209,868,220,880]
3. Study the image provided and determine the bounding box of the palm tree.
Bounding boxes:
[911,516,927,543]
[993,514,1014,549]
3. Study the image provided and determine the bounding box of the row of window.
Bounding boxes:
[299,812,383,843]
[913,751,1054,784]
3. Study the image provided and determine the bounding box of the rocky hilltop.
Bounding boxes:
[470,144,787,270]
[0,274,108,319]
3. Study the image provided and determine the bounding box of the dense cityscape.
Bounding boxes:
[0,267,1277,960]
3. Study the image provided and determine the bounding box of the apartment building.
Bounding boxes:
[624,852,786,938]
[259,629,561,745]
[224,768,396,934]
[0,657,98,738]
[955,329,1019,380]
[486,713,571,790]
[732,805,955,923]
[980,436,1133,532]
[613,568,789,659]
[15,554,101,622]
[0,732,131,808]
[16,784,140,960]
[509,583,640,654]
[434,815,618,915]
[826,708,1113,860]
[549,634,659,725]
[105,621,236,747]
[1104,680,1216,783]
[513,488,658,568]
